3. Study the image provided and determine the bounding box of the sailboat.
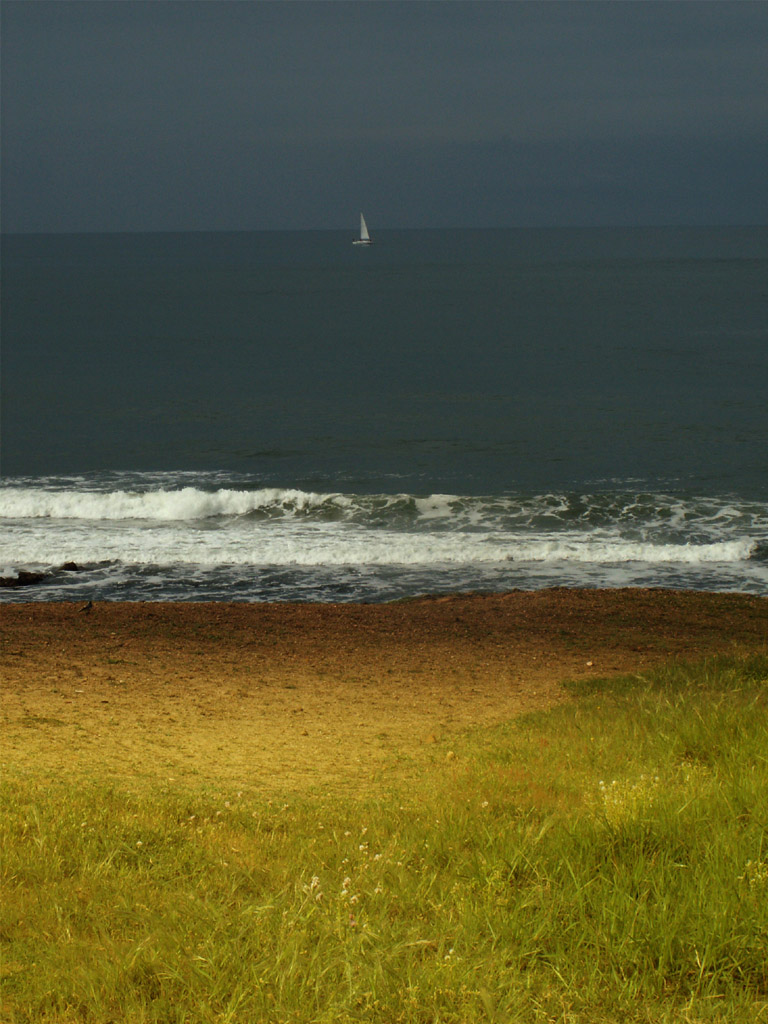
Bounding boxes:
[352,212,372,246]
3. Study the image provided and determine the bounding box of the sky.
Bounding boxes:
[2,0,767,232]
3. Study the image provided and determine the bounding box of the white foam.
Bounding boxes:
[1,485,763,595]
[0,520,755,569]
[0,486,349,521]
[413,494,461,520]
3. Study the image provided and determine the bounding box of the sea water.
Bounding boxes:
[2,227,766,601]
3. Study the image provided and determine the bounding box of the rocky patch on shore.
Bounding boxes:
[0,562,84,588]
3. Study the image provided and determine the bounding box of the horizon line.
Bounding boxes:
[3,222,766,238]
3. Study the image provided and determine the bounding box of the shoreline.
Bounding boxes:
[3,588,767,793]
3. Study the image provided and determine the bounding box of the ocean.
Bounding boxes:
[1,227,766,602]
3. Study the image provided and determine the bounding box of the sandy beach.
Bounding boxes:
[3,589,766,794]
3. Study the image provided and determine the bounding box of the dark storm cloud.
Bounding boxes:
[2,1,766,231]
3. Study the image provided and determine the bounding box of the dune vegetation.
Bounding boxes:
[2,654,767,1023]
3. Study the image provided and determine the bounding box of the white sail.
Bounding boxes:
[353,212,372,245]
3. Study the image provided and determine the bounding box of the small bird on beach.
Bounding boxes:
[80,600,93,613]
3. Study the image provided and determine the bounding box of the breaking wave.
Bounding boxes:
[0,486,351,521]
[1,478,765,600]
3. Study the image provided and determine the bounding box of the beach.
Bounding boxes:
[4,589,767,793]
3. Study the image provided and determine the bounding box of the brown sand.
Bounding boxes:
[2,590,766,794]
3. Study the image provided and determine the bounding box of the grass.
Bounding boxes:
[2,654,768,1023]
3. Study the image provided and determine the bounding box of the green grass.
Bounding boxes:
[2,654,768,1023]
